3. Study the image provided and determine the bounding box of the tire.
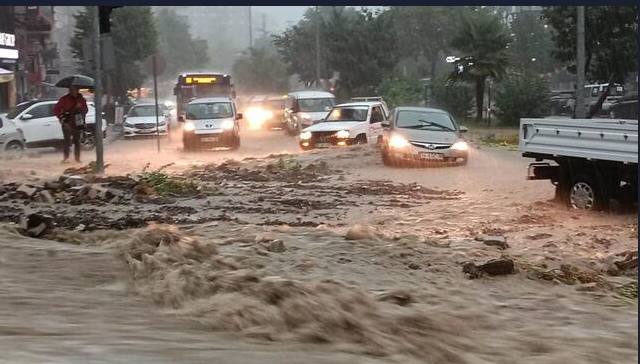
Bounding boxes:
[568,174,602,211]
[457,157,468,166]
[80,133,95,151]
[5,141,24,152]
[355,134,368,145]
[229,134,240,150]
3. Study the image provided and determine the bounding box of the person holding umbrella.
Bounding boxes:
[53,75,93,163]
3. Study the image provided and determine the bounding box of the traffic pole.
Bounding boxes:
[153,55,160,153]
[93,6,104,173]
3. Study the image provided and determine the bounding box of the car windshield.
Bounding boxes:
[298,98,334,112]
[186,102,233,119]
[128,105,163,117]
[6,101,36,119]
[396,110,456,131]
[325,106,369,122]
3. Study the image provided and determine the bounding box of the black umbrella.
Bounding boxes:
[55,74,94,89]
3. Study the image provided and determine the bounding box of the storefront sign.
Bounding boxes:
[0,48,19,60]
[0,33,15,48]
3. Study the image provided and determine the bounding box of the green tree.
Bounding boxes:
[541,6,638,116]
[273,7,398,100]
[376,73,422,109]
[431,77,473,119]
[155,8,210,79]
[231,44,289,94]
[449,11,510,123]
[70,6,157,101]
[508,11,556,74]
[494,73,550,126]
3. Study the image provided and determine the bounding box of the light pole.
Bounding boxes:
[248,6,253,48]
[92,6,104,173]
[315,6,321,86]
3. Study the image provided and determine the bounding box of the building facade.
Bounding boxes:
[0,6,19,111]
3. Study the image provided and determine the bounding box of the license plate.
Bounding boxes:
[201,136,219,142]
[419,152,444,160]
[316,142,332,148]
[138,129,154,133]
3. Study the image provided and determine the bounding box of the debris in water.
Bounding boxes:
[463,258,515,279]
[345,223,385,241]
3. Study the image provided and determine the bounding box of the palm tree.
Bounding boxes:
[449,13,510,123]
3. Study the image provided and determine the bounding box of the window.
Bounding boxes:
[128,105,163,117]
[370,106,383,124]
[28,104,54,119]
[297,98,334,112]
[325,106,369,122]
[185,102,233,119]
[395,110,456,131]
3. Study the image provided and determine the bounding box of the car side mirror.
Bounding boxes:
[381,120,390,128]
[236,113,243,120]
[459,126,469,133]
[21,114,33,120]
[178,115,185,122]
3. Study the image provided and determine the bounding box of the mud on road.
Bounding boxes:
[0,135,637,363]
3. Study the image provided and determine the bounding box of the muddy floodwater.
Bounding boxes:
[0,130,637,363]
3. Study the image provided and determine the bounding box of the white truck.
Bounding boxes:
[298,100,390,150]
[520,118,638,211]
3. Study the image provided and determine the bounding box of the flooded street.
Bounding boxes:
[0,130,637,363]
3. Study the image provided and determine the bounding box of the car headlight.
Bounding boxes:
[265,110,274,119]
[124,122,133,128]
[184,121,195,132]
[336,130,350,139]
[300,131,312,140]
[158,120,166,126]
[450,140,469,151]
[388,134,409,148]
[221,119,235,130]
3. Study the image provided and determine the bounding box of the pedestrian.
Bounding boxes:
[53,85,88,164]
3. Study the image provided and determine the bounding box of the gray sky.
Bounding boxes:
[253,6,309,33]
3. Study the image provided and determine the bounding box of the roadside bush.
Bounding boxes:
[431,77,473,119]
[376,74,423,109]
[494,74,549,126]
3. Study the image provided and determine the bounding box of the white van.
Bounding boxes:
[284,90,335,135]
[180,97,242,151]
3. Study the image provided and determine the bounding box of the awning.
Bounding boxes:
[0,67,14,83]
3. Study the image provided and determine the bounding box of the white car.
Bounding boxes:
[180,97,242,151]
[284,90,335,135]
[4,99,107,149]
[0,116,26,152]
[123,103,167,137]
[298,101,389,150]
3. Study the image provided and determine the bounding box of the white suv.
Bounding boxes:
[4,99,107,149]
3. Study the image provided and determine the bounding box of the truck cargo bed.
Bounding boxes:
[519,118,638,164]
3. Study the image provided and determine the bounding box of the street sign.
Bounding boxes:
[142,54,165,77]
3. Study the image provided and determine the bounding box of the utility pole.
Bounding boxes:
[92,6,104,173]
[315,6,321,86]
[575,6,586,118]
[248,6,253,48]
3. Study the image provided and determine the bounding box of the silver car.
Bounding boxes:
[0,115,25,152]
[380,107,469,166]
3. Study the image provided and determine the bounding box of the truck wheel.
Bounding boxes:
[569,174,601,211]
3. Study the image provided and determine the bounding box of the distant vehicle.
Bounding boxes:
[584,83,625,116]
[380,107,469,166]
[264,95,287,129]
[174,73,235,121]
[123,103,167,137]
[298,100,390,150]
[4,99,106,150]
[284,90,335,135]
[520,117,638,210]
[609,91,638,120]
[0,116,25,152]
[549,90,575,115]
[180,97,242,151]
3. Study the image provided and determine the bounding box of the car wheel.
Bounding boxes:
[355,134,367,145]
[80,133,95,150]
[457,157,468,166]
[229,134,240,150]
[569,174,601,211]
[5,141,24,152]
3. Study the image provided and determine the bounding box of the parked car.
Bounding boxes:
[4,99,107,149]
[284,90,335,135]
[0,115,25,152]
[298,100,390,150]
[549,90,575,115]
[609,91,638,120]
[179,97,242,151]
[123,103,168,137]
[380,107,469,166]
